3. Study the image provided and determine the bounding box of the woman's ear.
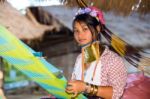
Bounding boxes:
[96,25,101,33]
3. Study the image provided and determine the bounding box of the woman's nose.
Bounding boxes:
[78,30,84,37]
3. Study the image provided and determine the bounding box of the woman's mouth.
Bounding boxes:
[79,39,86,43]
[78,39,89,45]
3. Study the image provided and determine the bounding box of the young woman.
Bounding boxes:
[65,7,127,99]
[65,6,149,99]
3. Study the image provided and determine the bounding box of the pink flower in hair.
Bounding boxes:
[75,6,105,24]
[89,6,105,24]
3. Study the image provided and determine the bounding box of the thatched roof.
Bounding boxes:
[0,1,73,51]
[0,2,54,40]
[1,0,149,15]
[63,0,150,16]
[0,0,5,2]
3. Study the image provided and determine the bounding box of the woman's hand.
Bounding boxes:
[65,80,86,98]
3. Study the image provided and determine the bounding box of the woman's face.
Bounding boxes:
[73,21,93,46]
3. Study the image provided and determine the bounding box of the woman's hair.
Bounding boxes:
[73,13,150,73]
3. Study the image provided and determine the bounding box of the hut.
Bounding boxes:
[0,0,78,81]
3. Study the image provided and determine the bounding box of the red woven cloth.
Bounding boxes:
[122,72,150,99]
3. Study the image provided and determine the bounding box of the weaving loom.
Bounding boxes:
[0,25,86,99]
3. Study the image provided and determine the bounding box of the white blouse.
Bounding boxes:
[72,54,102,86]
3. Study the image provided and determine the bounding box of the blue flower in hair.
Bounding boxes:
[84,8,91,13]
[76,8,97,18]
[90,10,97,17]
[76,8,91,15]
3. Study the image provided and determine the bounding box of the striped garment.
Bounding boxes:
[72,47,127,99]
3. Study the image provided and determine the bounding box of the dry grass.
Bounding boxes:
[0,0,5,3]
[63,0,150,16]
[0,2,49,40]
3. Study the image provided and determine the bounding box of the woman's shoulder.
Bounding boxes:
[74,53,82,64]
[76,53,82,59]
[101,46,124,64]
[102,46,120,58]
[101,46,126,72]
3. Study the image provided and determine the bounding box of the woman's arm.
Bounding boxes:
[66,80,113,99]
[96,53,127,99]
[97,86,113,99]
[106,54,127,99]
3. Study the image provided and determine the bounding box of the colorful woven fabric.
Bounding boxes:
[0,25,86,99]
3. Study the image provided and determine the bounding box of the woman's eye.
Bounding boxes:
[74,30,78,33]
[83,27,89,31]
